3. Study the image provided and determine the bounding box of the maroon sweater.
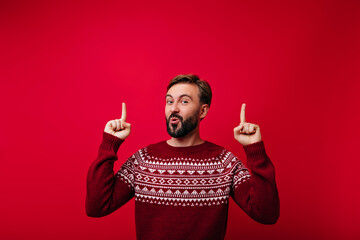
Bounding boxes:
[86,132,280,240]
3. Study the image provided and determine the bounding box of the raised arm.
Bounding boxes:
[86,103,135,217]
[231,142,280,224]
[231,103,280,224]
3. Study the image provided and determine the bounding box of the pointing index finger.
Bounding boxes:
[121,102,127,121]
[240,103,246,123]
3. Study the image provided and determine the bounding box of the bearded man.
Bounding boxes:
[86,74,280,240]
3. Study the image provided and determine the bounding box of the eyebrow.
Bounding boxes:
[165,94,193,100]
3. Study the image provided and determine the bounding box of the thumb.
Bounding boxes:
[122,121,131,129]
[233,125,241,133]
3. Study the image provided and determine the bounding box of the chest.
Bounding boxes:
[132,149,237,207]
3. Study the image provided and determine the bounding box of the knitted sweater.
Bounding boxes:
[86,132,280,240]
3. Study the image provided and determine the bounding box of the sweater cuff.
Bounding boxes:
[243,140,267,162]
[100,131,124,152]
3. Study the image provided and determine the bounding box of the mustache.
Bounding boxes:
[168,113,183,121]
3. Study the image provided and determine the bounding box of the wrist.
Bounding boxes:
[243,140,267,161]
[101,131,124,152]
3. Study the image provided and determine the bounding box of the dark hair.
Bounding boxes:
[166,74,212,107]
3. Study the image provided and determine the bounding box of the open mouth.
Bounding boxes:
[170,117,180,124]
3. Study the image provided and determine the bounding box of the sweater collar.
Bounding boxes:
[160,140,211,154]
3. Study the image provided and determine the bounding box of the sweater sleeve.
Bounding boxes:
[85,132,135,217]
[230,141,280,224]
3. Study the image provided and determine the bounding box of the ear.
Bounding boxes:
[200,104,209,120]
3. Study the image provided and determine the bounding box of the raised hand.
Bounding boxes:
[233,103,262,146]
[104,102,131,140]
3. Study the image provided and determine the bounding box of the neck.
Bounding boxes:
[167,126,204,147]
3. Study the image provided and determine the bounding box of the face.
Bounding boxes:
[165,83,207,138]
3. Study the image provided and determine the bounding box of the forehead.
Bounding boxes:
[166,83,199,99]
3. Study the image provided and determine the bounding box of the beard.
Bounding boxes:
[166,110,199,138]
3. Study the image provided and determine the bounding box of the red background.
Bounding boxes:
[1,1,359,239]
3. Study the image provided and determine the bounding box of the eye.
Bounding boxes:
[166,99,173,104]
[181,100,188,104]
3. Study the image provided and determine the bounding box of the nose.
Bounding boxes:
[169,102,180,114]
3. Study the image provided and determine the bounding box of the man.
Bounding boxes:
[86,74,280,240]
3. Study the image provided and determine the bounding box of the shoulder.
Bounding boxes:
[204,140,224,149]
[128,141,166,154]
[146,140,167,149]
[199,141,236,160]
[134,141,167,157]
[205,141,233,154]
[206,141,246,164]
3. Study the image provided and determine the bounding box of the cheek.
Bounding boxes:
[165,106,170,117]
[188,106,200,116]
